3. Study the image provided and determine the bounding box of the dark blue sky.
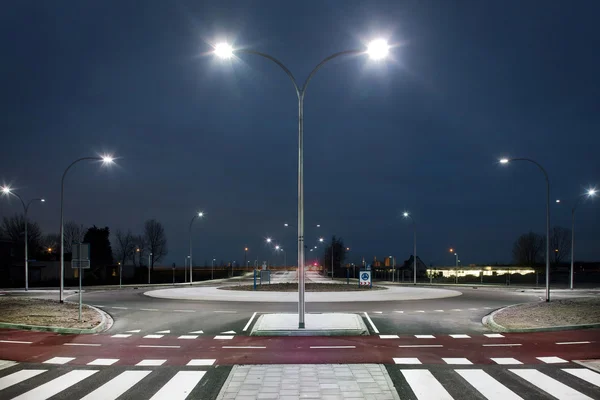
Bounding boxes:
[1,1,599,267]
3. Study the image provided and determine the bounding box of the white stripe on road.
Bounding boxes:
[214,335,234,340]
[394,311,404,313]
[363,312,380,334]
[491,358,522,365]
[510,369,593,400]
[562,368,600,387]
[80,370,151,400]
[401,369,453,400]
[111,334,132,338]
[310,346,356,349]
[484,333,504,338]
[112,307,128,310]
[173,310,195,313]
[415,311,425,313]
[178,335,198,340]
[149,371,206,400]
[468,308,479,310]
[0,340,32,344]
[186,359,216,366]
[556,341,591,345]
[222,346,266,349]
[143,335,164,339]
[43,357,74,365]
[137,359,167,366]
[443,358,472,365]
[87,358,119,366]
[393,358,421,364]
[64,343,101,347]
[213,311,237,313]
[537,356,568,364]
[434,310,445,312]
[399,345,444,348]
[155,330,170,334]
[379,335,399,339]
[415,335,435,339]
[126,329,142,333]
[451,309,462,311]
[12,370,98,400]
[140,309,159,312]
[482,343,522,347]
[449,334,470,339]
[457,369,523,400]
[0,369,46,391]
[138,345,180,349]
[243,312,258,332]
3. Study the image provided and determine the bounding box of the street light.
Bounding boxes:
[189,211,204,284]
[1,187,45,291]
[148,252,153,284]
[499,157,551,302]
[403,212,417,285]
[275,245,287,268]
[570,187,597,289]
[59,155,115,302]
[214,38,390,328]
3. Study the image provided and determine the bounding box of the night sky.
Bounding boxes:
[1,1,599,267]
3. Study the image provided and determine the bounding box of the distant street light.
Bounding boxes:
[189,211,204,284]
[570,187,597,289]
[275,245,287,267]
[214,38,390,328]
[403,212,417,285]
[60,155,115,302]
[1,187,45,291]
[500,157,551,302]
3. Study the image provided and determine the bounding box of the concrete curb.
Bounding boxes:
[482,303,600,333]
[250,313,369,336]
[0,302,113,335]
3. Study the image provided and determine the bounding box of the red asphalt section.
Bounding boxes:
[0,329,598,366]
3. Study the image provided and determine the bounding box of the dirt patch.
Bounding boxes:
[218,283,386,292]
[493,297,600,329]
[0,297,102,329]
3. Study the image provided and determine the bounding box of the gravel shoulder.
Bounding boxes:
[219,283,386,292]
[0,296,101,329]
[492,296,600,329]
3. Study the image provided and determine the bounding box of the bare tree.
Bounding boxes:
[133,234,147,267]
[512,231,544,270]
[114,229,136,268]
[63,221,85,253]
[1,214,43,256]
[550,226,572,265]
[42,233,60,253]
[144,219,168,270]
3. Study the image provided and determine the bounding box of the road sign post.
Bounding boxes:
[359,270,372,288]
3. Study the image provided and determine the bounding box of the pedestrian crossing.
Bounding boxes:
[0,364,219,400]
[389,365,600,400]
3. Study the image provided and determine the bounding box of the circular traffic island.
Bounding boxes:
[219,283,386,292]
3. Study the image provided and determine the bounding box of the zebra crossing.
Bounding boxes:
[0,363,227,400]
[388,365,600,400]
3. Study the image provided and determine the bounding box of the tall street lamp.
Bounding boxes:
[500,157,551,302]
[189,211,204,285]
[148,252,153,284]
[1,187,45,291]
[214,39,390,329]
[60,155,114,302]
[570,188,597,289]
[275,245,286,267]
[403,212,417,285]
[244,247,249,271]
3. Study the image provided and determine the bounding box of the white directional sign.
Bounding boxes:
[359,271,372,286]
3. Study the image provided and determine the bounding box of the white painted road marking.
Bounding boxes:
[491,358,522,365]
[415,310,425,313]
[415,335,435,339]
[510,369,593,400]
[149,371,206,400]
[220,330,236,334]
[126,329,142,333]
[222,346,266,349]
[310,346,356,349]
[0,369,46,391]
[111,334,132,338]
[173,310,195,313]
[0,340,32,344]
[434,310,445,312]
[556,341,591,345]
[394,311,404,313]
[136,359,167,366]
[363,312,380,333]
[456,369,523,400]
[451,309,462,312]
[214,311,237,313]
[43,357,74,365]
[483,343,522,347]
[187,359,216,366]
[140,309,159,312]
[80,370,151,400]
[189,330,204,334]
[155,330,170,334]
[178,335,198,340]
[64,343,101,347]
[537,356,568,364]
[373,311,383,314]
[443,358,472,365]
[401,369,453,400]
[143,335,164,339]
[399,344,444,348]
[214,335,234,340]
[562,368,600,387]
[138,345,180,349]
[243,312,258,332]
[449,334,470,339]
[12,369,98,400]
[484,333,504,338]
[379,335,399,339]
[393,358,421,364]
[87,358,119,366]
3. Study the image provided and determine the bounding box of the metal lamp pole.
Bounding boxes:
[188,212,203,285]
[60,156,114,302]
[1,188,44,291]
[500,158,551,302]
[570,189,597,289]
[148,252,152,284]
[215,40,389,328]
[403,212,417,284]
